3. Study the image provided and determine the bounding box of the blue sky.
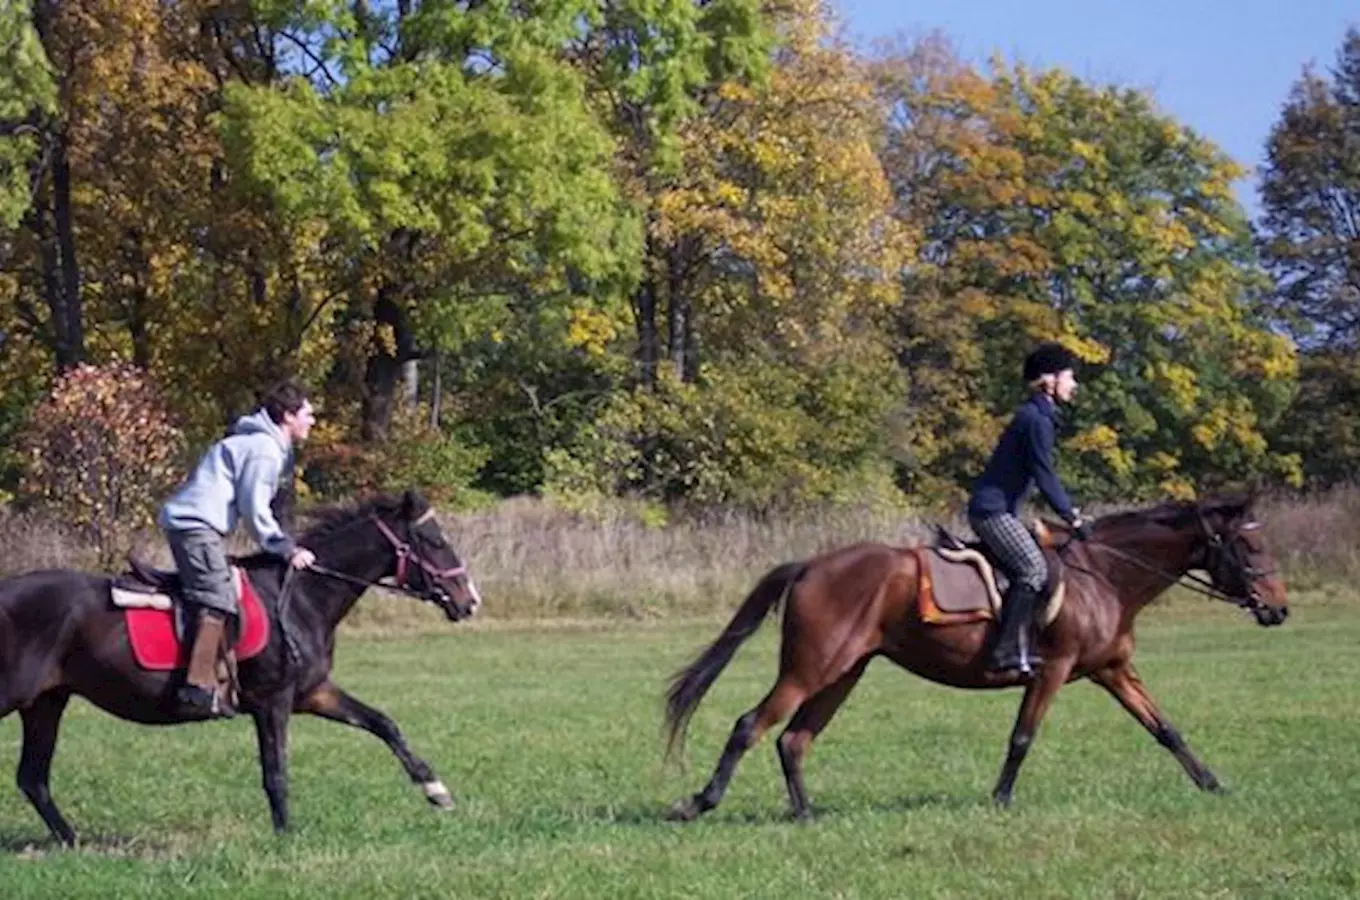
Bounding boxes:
[831,0,1356,215]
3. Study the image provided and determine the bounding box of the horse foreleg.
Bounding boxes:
[991,658,1073,807]
[251,696,294,833]
[667,679,806,822]
[776,659,869,820]
[17,689,75,846]
[1092,662,1223,792]
[297,680,453,810]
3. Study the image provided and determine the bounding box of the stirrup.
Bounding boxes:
[986,654,1042,678]
[176,684,236,719]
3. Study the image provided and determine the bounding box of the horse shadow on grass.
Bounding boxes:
[0,829,181,859]
[591,791,984,827]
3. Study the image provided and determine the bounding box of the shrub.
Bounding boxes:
[18,363,186,566]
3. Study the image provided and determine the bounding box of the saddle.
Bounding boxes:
[110,555,270,675]
[914,520,1066,627]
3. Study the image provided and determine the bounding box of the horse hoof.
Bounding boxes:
[422,780,455,810]
[991,792,1013,809]
[666,798,701,822]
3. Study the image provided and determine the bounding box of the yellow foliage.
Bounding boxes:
[1066,424,1134,476]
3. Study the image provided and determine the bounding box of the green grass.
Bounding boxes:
[1,595,1359,898]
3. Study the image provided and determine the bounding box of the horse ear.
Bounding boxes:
[402,488,429,520]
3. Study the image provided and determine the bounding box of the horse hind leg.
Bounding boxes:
[776,657,870,820]
[16,689,76,846]
[667,678,807,822]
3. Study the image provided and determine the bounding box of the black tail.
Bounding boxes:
[663,561,803,761]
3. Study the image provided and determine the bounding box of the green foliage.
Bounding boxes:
[1269,352,1360,490]
[545,358,904,511]
[17,363,185,564]
[304,405,494,511]
[0,0,54,230]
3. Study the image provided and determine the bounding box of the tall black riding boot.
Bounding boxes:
[987,583,1043,677]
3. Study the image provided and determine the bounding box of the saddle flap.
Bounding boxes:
[920,546,1066,627]
[122,568,269,671]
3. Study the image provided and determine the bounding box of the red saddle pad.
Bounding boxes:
[125,568,270,670]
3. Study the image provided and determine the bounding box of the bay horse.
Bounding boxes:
[0,489,481,846]
[664,497,1288,820]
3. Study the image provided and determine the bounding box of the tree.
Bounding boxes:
[544,2,911,510]
[0,0,54,230]
[218,0,641,442]
[1259,29,1360,488]
[569,0,772,389]
[877,43,1297,502]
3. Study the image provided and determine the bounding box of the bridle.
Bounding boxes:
[1058,514,1276,613]
[307,508,468,604]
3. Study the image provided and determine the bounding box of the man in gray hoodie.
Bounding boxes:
[159,380,317,717]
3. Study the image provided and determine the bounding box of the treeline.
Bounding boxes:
[0,1,1356,518]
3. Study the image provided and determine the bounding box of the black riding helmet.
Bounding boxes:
[1023,342,1077,382]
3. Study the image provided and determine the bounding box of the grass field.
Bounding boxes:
[1,593,1358,898]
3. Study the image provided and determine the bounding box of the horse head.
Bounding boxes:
[303,490,482,621]
[1191,495,1287,627]
[369,489,482,622]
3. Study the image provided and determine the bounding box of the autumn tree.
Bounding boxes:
[569,0,771,389]
[877,42,1297,502]
[1259,28,1360,488]
[545,1,912,510]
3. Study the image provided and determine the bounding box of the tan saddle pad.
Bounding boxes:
[916,521,1065,627]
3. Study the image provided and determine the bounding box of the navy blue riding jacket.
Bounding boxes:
[967,393,1077,522]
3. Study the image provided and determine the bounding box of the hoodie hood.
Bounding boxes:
[231,409,290,452]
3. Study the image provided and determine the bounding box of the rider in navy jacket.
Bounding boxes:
[967,342,1091,678]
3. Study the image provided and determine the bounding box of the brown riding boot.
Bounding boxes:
[177,611,234,718]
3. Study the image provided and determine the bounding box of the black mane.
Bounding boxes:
[298,494,408,546]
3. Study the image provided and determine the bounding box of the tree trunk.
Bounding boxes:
[429,349,442,428]
[402,358,419,410]
[634,276,659,390]
[361,284,420,440]
[50,132,82,368]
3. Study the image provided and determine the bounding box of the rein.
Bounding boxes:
[1056,523,1270,611]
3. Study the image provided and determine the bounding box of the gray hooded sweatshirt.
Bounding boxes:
[158,409,296,558]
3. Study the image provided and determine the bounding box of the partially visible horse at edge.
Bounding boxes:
[664,497,1288,821]
[0,489,480,846]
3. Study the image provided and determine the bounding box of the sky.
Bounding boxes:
[831,0,1357,215]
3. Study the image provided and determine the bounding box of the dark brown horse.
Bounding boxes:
[0,489,480,846]
[664,497,1288,820]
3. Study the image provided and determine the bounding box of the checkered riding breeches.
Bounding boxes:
[968,512,1048,593]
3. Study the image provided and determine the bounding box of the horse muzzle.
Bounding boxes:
[1251,601,1288,627]
[430,580,481,622]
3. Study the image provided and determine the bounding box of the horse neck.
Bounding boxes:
[301,519,395,627]
[1088,520,1200,611]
